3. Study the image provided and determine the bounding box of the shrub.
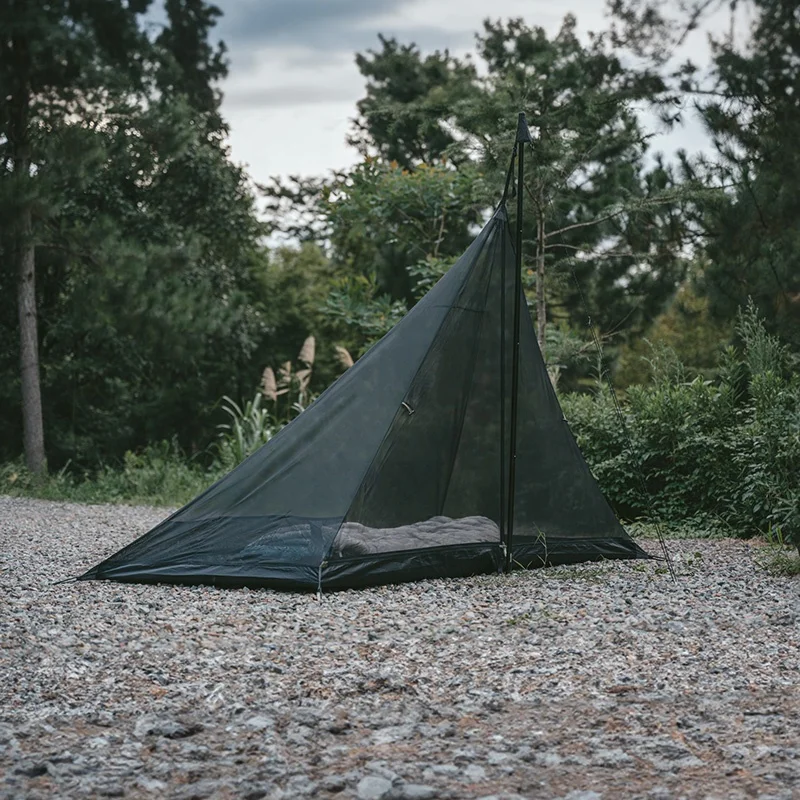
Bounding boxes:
[563,302,800,548]
[1,438,214,507]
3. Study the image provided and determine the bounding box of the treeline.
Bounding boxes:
[1,0,798,482]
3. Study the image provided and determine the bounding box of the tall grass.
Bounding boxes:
[1,439,216,507]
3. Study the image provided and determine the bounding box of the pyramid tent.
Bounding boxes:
[80,211,647,592]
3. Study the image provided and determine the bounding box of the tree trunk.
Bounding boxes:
[535,205,546,354]
[16,159,46,474]
[10,23,46,475]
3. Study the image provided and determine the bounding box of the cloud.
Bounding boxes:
[217,0,472,58]
[220,0,411,47]
[225,84,359,109]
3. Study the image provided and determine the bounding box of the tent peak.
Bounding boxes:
[516,112,532,144]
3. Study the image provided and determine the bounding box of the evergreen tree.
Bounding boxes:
[349,36,476,168]
[347,16,688,367]
[609,0,800,348]
[0,0,151,473]
[155,0,228,135]
[0,0,272,467]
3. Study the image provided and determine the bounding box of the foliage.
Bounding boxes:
[350,35,477,168]
[608,0,800,353]
[270,159,485,355]
[0,440,214,508]
[256,243,343,391]
[213,394,276,471]
[350,15,691,368]
[563,303,800,546]
[755,528,800,575]
[0,0,272,468]
[324,276,408,355]
[615,278,733,385]
[694,0,800,350]
[214,336,320,470]
[324,158,485,303]
[261,335,317,418]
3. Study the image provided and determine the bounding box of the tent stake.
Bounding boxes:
[506,112,532,573]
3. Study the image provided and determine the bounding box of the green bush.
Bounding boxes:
[563,303,800,547]
[1,439,216,507]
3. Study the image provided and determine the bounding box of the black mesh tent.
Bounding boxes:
[79,115,648,592]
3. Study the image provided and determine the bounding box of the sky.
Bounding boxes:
[208,0,717,187]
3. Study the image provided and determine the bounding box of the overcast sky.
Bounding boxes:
[209,0,714,186]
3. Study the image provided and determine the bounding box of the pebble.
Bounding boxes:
[1,497,798,799]
[357,775,393,799]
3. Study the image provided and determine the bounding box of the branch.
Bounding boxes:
[432,205,446,258]
[545,207,629,240]
[545,243,660,261]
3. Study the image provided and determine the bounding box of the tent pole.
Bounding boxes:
[498,143,517,572]
[506,112,531,574]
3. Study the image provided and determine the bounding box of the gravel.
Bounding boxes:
[1,495,798,799]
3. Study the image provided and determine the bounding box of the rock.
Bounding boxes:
[14,762,48,778]
[395,785,438,800]
[319,774,347,792]
[534,752,563,768]
[242,790,268,800]
[172,779,223,799]
[475,795,528,800]
[363,762,400,782]
[631,739,704,771]
[245,715,274,731]
[590,748,633,768]
[3,500,799,800]
[136,777,168,792]
[463,764,487,781]
[133,715,202,740]
[424,764,459,779]
[87,736,110,749]
[372,724,416,745]
[357,775,393,800]
[284,774,317,796]
[96,784,125,797]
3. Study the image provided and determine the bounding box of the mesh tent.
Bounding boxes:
[79,127,648,592]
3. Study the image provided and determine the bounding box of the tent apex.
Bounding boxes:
[516,111,532,143]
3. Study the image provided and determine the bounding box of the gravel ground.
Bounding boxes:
[1,496,798,800]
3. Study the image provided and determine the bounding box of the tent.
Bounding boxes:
[79,115,648,592]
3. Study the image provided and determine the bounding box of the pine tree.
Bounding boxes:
[348,16,688,360]
[609,0,800,348]
[0,0,150,473]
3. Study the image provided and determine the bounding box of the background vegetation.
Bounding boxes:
[2,0,798,551]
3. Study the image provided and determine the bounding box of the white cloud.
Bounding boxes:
[216,0,714,184]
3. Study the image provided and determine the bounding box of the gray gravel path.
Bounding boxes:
[1,496,798,800]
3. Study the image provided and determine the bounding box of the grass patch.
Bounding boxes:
[626,518,729,540]
[754,531,800,577]
[1,441,219,508]
[756,547,800,577]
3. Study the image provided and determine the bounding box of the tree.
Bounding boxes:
[609,0,800,349]
[614,275,733,385]
[695,1,800,346]
[0,0,151,473]
[324,158,486,302]
[350,16,688,366]
[155,0,228,136]
[0,0,275,468]
[349,36,477,168]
